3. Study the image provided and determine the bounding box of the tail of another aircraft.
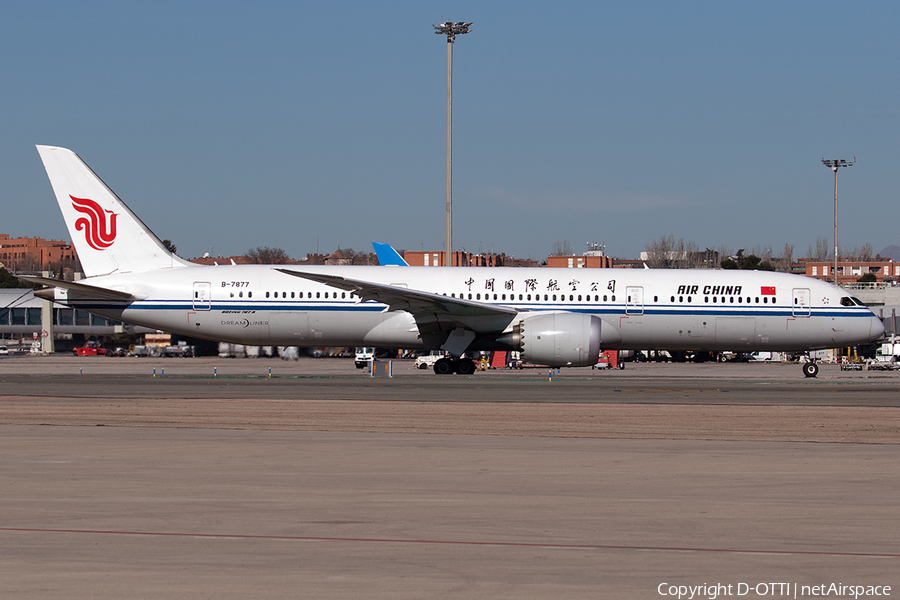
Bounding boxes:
[36,145,195,277]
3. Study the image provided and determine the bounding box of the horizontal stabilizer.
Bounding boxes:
[17,275,135,301]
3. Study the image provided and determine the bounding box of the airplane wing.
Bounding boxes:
[371,242,409,266]
[17,275,135,301]
[276,268,517,317]
[275,268,520,354]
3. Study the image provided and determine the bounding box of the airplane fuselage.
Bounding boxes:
[55,264,881,353]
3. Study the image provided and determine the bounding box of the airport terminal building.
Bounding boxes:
[0,288,157,351]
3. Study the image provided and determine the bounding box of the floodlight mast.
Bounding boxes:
[433,21,472,266]
[821,157,855,286]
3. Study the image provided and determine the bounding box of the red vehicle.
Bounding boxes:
[73,341,107,356]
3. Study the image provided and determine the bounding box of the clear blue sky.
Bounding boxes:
[2,1,898,261]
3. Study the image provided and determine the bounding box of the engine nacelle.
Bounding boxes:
[498,312,607,367]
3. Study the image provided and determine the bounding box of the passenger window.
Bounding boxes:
[527,294,532,301]
[544,294,548,301]
[342,292,346,299]
[248,292,252,298]
[316,292,320,298]
[266,292,270,298]
[552,294,557,301]
[291,292,295,298]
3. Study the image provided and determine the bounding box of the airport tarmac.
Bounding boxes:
[1,355,898,598]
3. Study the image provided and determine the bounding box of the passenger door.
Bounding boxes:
[792,288,811,317]
[193,282,211,310]
[625,286,644,315]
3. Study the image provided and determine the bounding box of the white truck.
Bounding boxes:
[876,336,900,362]
[355,347,375,369]
[414,350,445,370]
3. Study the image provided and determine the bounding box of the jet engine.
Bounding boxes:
[497,312,611,367]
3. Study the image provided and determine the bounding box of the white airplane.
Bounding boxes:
[24,146,884,378]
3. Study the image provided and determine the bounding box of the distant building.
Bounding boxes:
[546,254,612,268]
[324,249,352,266]
[404,250,500,267]
[0,234,77,273]
[189,255,253,266]
[803,259,900,284]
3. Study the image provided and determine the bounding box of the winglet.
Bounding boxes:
[372,242,409,266]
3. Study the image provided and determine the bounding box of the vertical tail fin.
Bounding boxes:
[36,145,195,277]
[372,242,409,266]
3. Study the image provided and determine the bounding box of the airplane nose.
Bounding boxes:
[870,314,886,341]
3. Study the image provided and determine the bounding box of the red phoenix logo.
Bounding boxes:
[71,195,118,250]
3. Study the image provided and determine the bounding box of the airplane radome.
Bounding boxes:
[24,146,884,378]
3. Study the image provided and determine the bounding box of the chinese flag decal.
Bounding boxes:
[760,286,776,296]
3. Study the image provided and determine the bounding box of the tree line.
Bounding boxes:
[642,234,882,271]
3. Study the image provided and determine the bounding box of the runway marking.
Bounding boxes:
[2,527,897,558]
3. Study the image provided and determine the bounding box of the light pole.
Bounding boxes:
[433,20,472,267]
[821,157,855,286]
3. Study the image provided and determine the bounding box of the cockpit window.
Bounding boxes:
[852,297,866,306]
[839,297,865,307]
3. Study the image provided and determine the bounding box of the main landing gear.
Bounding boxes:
[433,357,477,375]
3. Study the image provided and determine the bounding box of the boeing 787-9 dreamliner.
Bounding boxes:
[22,146,884,377]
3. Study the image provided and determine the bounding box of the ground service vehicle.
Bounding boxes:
[354,347,374,369]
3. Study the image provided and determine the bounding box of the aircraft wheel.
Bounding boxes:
[802,362,819,378]
[618,361,625,370]
[433,358,455,375]
[455,358,476,375]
